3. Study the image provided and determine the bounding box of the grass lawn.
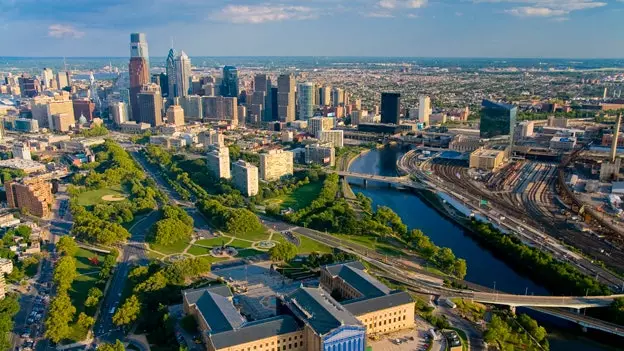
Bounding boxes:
[149,239,191,255]
[75,185,126,207]
[228,239,253,249]
[264,181,323,211]
[236,248,265,258]
[74,248,106,274]
[297,236,332,254]
[235,227,270,241]
[334,234,403,257]
[146,251,165,261]
[187,245,212,256]
[195,237,230,248]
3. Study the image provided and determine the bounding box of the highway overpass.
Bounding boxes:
[454,291,624,309]
[330,170,429,190]
[530,307,624,337]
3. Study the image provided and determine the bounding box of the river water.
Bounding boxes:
[347,145,615,350]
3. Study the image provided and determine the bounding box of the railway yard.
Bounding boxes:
[399,149,624,290]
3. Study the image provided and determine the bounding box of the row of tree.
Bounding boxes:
[0,295,20,351]
[484,313,549,351]
[470,221,610,295]
[150,206,194,247]
[197,199,262,236]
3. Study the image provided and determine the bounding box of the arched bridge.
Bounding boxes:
[330,170,429,190]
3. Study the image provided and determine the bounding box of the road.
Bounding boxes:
[15,257,53,351]
[94,210,160,342]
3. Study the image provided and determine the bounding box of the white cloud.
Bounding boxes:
[212,4,317,24]
[378,0,427,9]
[474,0,606,19]
[47,24,84,38]
[366,11,395,17]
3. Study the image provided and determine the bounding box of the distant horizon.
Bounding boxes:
[2,56,624,60]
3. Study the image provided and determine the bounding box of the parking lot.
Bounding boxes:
[367,327,441,351]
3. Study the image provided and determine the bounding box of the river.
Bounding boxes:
[347,145,615,350]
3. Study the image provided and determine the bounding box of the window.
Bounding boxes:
[403,316,406,320]
[282,346,286,350]
[289,337,292,341]
[299,342,303,347]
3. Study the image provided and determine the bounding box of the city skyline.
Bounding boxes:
[1,0,624,58]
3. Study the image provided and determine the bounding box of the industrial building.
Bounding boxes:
[469,148,505,171]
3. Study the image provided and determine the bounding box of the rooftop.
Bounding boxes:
[0,158,45,172]
[324,261,390,299]
[287,287,361,335]
[210,315,301,350]
[343,291,413,316]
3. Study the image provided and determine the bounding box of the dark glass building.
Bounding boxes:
[380,92,400,124]
[479,100,517,140]
[221,66,239,98]
[271,87,279,121]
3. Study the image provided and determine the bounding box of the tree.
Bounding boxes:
[97,340,125,351]
[269,242,298,262]
[134,271,168,293]
[151,218,193,246]
[112,295,141,326]
[56,236,78,256]
[45,293,76,343]
[53,256,77,292]
[77,312,95,330]
[453,259,467,280]
[85,287,103,308]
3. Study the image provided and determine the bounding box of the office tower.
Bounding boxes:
[178,95,202,120]
[278,73,296,122]
[129,33,150,121]
[166,48,177,101]
[237,105,246,126]
[56,72,69,89]
[150,74,160,86]
[206,146,231,179]
[320,86,331,106]
[52,113,74,132]
[232,160,259,197]
[203,83,215,97]
[5,177,54,217]
[109,101,128,125]
[479,100,517,146]
[32,99,73,129]
[221,66,239,98]
[308,117,334,138]
[166,105,185,126]
[259,150,293,181]
[271,87,279,121]
[331,87,344,107]
[313,84,320,106]
[151,73,168,98]
[73,99,95,121]
[297,83,315,120]
[380,92,400,124]
[419,95,431,125]
[41,68,54,88]
[174,51,192,98]
[305,143,335,167]
[19,76,39,97]
[138,83,163,127]
[254,74,273,121]
[320,130,344,148]
[202,96,238,122]
[12,143,31,160]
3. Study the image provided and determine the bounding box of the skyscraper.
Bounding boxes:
[297,83,315,120]
[166,105,185,126]
[41,68,54,88]
[277,73,296,122]
[174,51,192,98]
[320,86,331,106]
[271,87,279,121]
[332,87,344,107]
[138,83,163,127]
[166,48,177,101]
[418,95,431,125]
[129,33,150,121]
[206,146,231,180]
[221,66,239,98]
[479,99,517,147]
[380,92,400,124]
[254,74,273,121]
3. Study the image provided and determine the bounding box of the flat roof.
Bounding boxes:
[343,291,413,316]
[287,287,361,335]
[0,158,45,172]
[324,262,390,299]
[210,315,301,350]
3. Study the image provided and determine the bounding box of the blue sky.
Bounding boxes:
[1,0,623,58]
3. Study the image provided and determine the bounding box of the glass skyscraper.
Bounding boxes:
[221,66,239,98]
[479,99,517,139]
[380,92,400,124]
[298,83,315,120]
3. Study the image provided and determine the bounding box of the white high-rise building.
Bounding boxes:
[12,143,31,161]
[175,51,192,98]
[41,68,54,88]
[308,117,334,138]
[259,149,293,181]
[305,143,335,167]
[419,95,431,125]
[206,146,230,179]
[320,130,344,148]
[109,101,128,125]
[297,83,315,120]
[232,160,259,197]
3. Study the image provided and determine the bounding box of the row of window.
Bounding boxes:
[231,341,304,351]
[362,310,407,323]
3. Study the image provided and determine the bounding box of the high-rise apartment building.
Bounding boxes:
[381,92,400,124]
[320,130,344,148]
[206,146,231,180]
[138,83,163,127]
[166,48,177,101]
[259,150,293,181]
[297,83,315,120]
[221,66,239,98]
[202,96,238,122]
[12,143,31,160]
[175,51,192,98]
[5,177,54,218]
[277,73,296,122]
[129,33,150,121]
[178,95,202,120]
[305,143,335,167]
[331,87,344,107]
[232,160,259,197]
[418,95,431,125]
[308,117,334,138]
[41,68,54,88]
[320,86,331,106]
[166,105,185,126]
[109,101,128,125]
